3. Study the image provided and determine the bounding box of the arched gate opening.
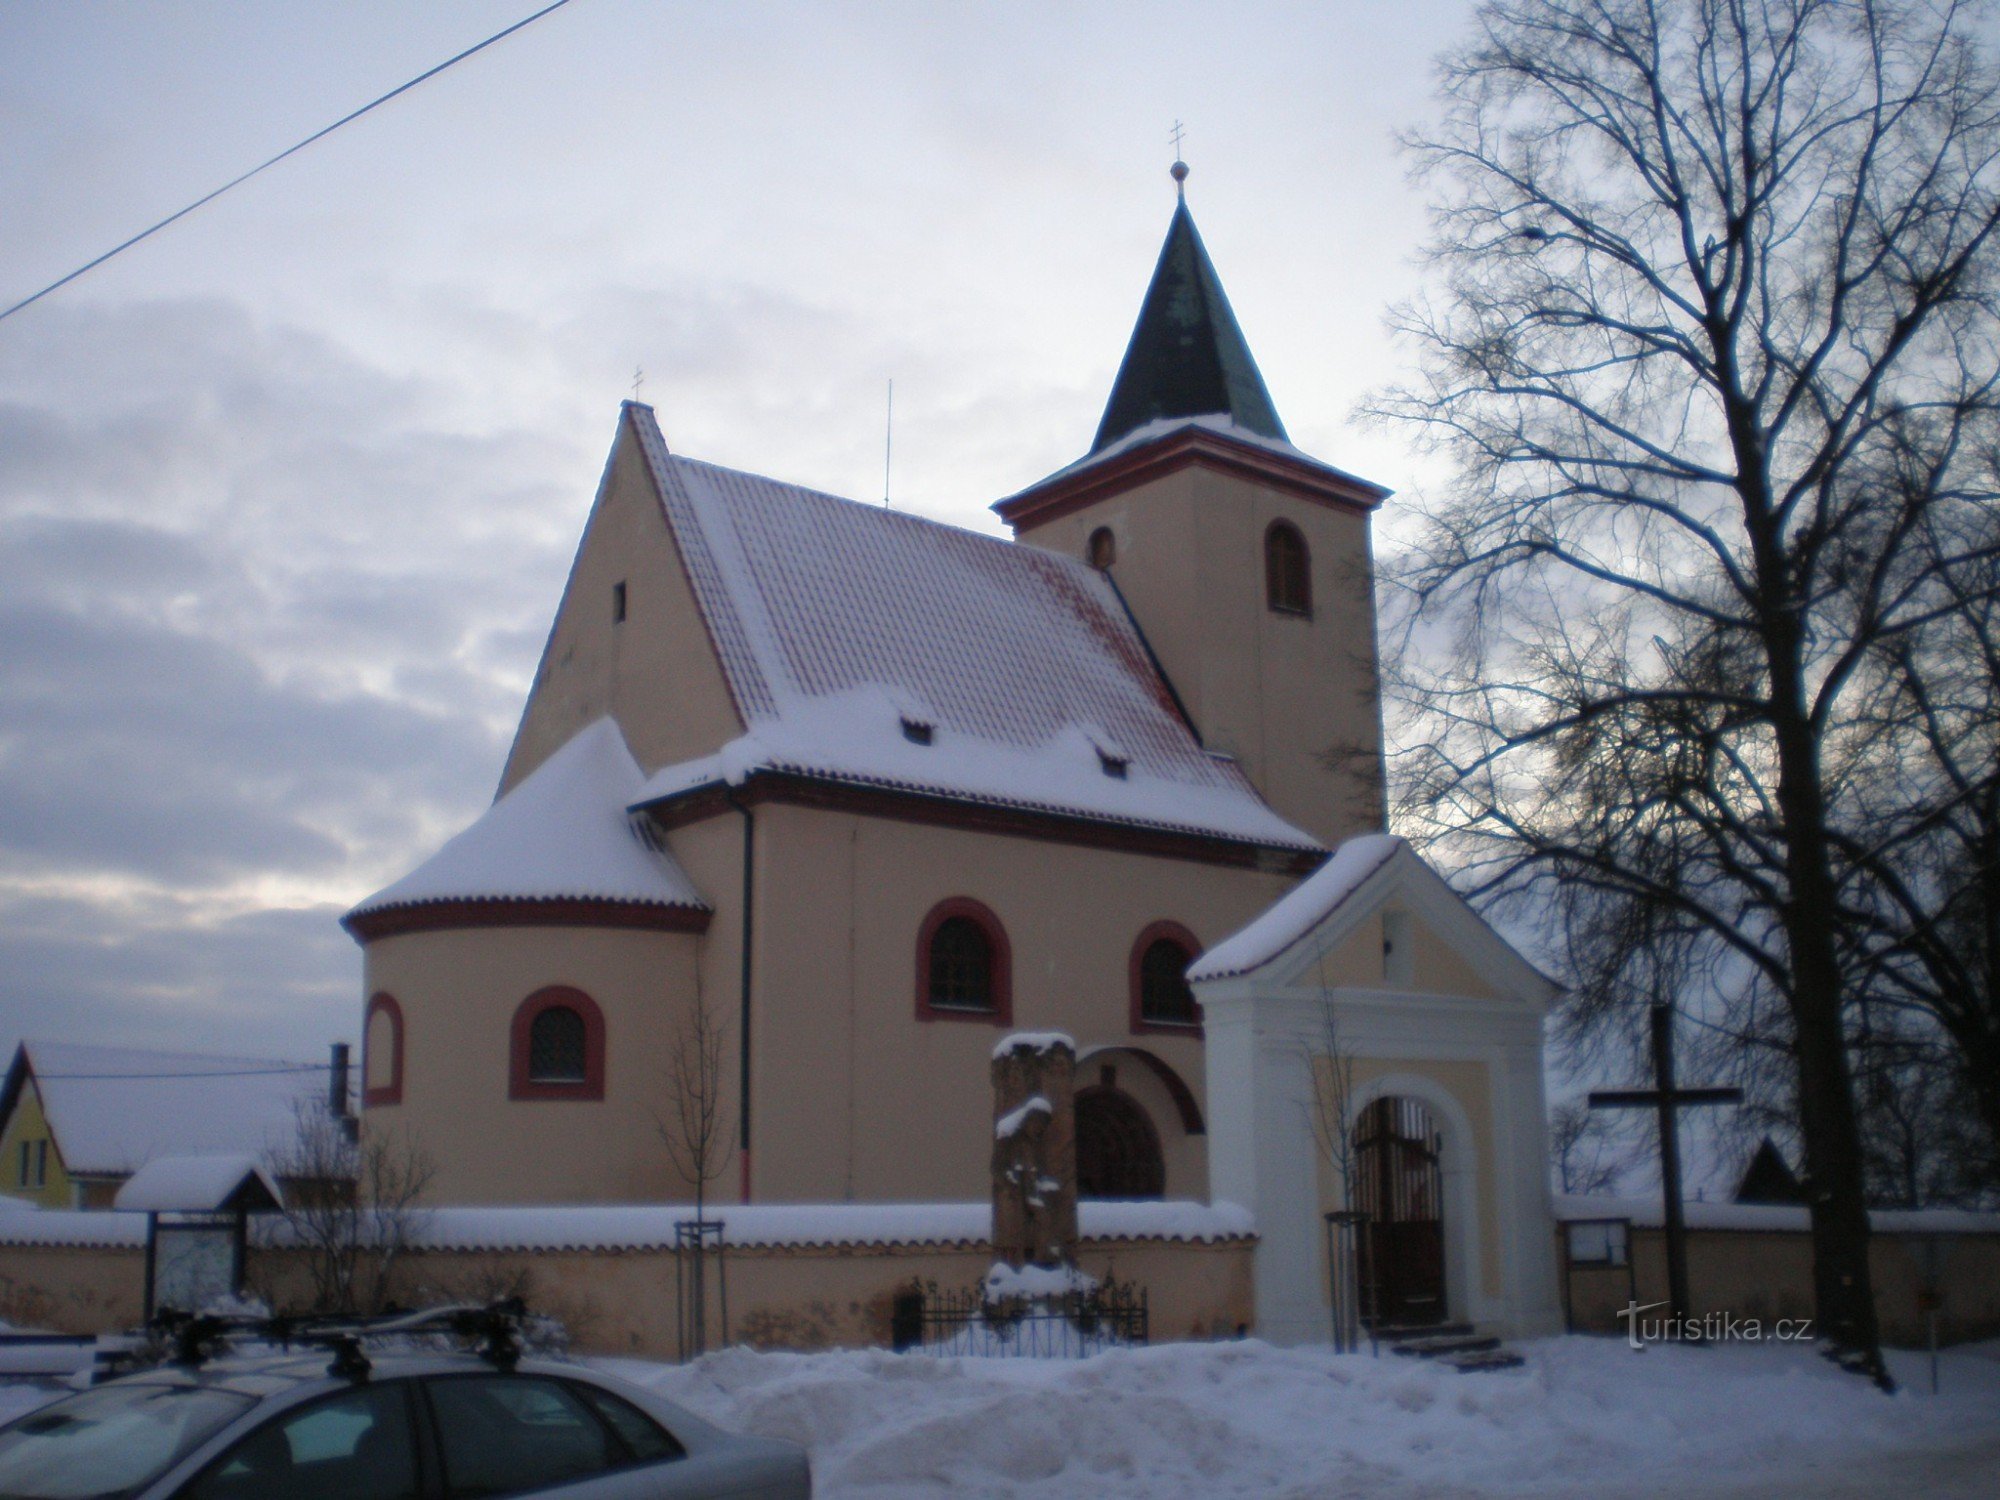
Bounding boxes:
[1354,1095,1446,1327]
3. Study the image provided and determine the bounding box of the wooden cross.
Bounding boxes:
[1589,1004,1742,1325]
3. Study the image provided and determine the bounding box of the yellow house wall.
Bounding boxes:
[744,802,1297,1205]
[1015,463,1385,848]
[0,1084,73,1210]
[499,421,744,793]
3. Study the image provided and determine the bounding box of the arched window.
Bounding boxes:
[362,992,404,1107]
[1264,520,1311,616]
[1129,921,1203,1034]
[915,898,1012,1024]
[1087,527,1117,570]
[509,987,606,1100]
[1075,1086,1165,1198]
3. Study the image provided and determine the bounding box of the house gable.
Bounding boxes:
[499,409,745,794]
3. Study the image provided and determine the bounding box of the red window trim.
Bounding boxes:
[915,897,1013,1026]
[1129,921,1205,1038]
[508,986,607,1101]
[362,992,404,1107]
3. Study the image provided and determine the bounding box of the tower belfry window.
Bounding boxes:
[1264,521,1311,616]
[612,580,627,623]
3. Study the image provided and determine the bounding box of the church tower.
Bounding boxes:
[996,172,1390,849]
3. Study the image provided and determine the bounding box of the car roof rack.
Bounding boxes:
[147,1297,530,1380]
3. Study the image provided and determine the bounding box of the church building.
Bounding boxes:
[342,180,1562,1339]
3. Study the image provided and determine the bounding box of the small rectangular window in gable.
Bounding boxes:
[612,580,627,623]
[1382,910,1415,987]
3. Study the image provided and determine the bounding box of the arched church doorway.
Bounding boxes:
[1354,1095,1445,1326]
[1075,1086,1165,1198]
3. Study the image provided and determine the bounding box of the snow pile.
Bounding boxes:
[994,1097,1053,1141]
[981,1262,1097,1302]
[348,717,708,923]
[992,1032,1074,1061]
[603,1337,2000,1498]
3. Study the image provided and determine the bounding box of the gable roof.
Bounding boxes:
[1,1041,324,1179]
[346,717,709,935]
[1188,834,1560,1004]
[626,406,1319,855]
[1092,200,1287,453]
[113,1153,283,1214]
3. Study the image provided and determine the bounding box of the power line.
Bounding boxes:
[31,1066,327,1081]
[0,0,581,327]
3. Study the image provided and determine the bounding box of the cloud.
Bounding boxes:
[0,296,591,1055]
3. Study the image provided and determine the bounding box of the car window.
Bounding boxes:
[0,1382,253,1500]
[177,1382,419,1500]
[425,1375,623,1498]
[568,1382,685,1464]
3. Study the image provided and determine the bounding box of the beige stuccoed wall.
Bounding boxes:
[499,418,743,795]
[1015,463,1385,848]
[363,924,712,1205]
[741,802,1296,1205]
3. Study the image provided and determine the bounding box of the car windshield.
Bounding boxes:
[0,1382,255,1499]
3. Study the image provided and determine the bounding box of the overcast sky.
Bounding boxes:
[0,0,1489,1070]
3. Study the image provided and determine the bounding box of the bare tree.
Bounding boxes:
[1375,0,2000,1385]
[655,970,733,1223]
[1302,962,1366,1348]
[1549,1100,1635,1196]
[268,1100,434,1315]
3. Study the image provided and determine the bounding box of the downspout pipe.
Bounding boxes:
[723,785,755,1203]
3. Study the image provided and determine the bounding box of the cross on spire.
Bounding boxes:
[1169,120,1188,199]
[1589,1004,1742,1325]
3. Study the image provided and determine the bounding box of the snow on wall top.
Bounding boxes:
[113,1153,282,1214]
[350,718,708,919]
[18,1042,323,1179]
[626,408,1319,854]
[992,1031,1076,1061]
[1188,834,1403,982]
[1555,1193,2000,1235]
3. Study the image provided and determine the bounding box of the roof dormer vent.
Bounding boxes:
[901,718,934,746]
[1098,751,1130,780]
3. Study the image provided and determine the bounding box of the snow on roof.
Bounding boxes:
[16,1042,323,1179]
[113,1153,283,1213]
[1555,1193,2000,1236]
[1188,834,1403,982]
[626,408,1319,855]
[1006,414,1389,506]
[350,717,708,921]
[0,1208,148,1249]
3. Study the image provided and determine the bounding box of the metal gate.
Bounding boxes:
[1353,1096,1445,1327]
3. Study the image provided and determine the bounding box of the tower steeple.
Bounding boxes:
[1091,185,1288,454]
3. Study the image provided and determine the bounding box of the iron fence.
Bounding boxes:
[893,1278,1148,1358]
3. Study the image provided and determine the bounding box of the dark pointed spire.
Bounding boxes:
[1091,184,1288,454]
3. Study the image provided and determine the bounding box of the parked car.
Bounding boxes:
[0,1348,810,1499]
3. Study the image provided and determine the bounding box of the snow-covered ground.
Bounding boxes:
[0,1334,1992,1495]
[601,1336,2000,1499]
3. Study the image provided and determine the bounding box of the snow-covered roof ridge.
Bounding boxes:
[10,1041,324,1179]
[1189,834,1404,982]
[348,717,709,923]
[625,409,1319,855]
